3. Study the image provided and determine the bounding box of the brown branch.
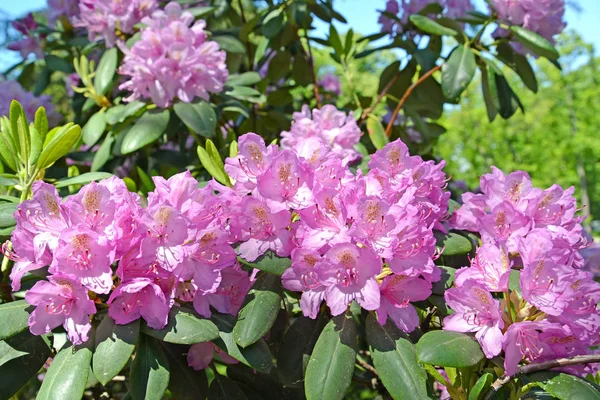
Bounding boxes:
[302,33,321,109]
[484,354,600,400]
[360,72,400,124]
[384,64,443,138]
[356,357,379,377]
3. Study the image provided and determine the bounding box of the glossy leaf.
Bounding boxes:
[527,372,600,400]
[410,15,457,36]
[480,66,498,122]
[197,140,232,186]
[37,124,82,169]
[432,266,456,296]
[416,331,484,368]
[93,317,139,385]
[105,102,145,125]
[367,118,389,150]
[0,300,30,340]
[54,172,113,188]
[141,307,219,345]
[304,314,357,400]
[237,250,291,276]
[174,101,217,138]
[82,110,107,146]
[262,9,284,38]
[121,109,170,154]
[37,344,92,400]
[234,273,282,348]
[227,72,262,87]
[94,48,118,95]
[509,26,560,61]
[468,372,493,400]
[366,314,429,400]
[442,45,476,100]
[434,231,473,256]
[91,135,114,172]
[514,52,538,93]
[161,342,208,400]
[129,335,170,400]
[212,35,246,54]
[34,107,48,141]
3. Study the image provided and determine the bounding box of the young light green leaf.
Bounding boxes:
[197,141,232,186]
[0,118,18,171]
[34,107,49,141]
[468,372,493,400]
[37,124,82,170]
[28,125,42,166]
[367,118,389,150]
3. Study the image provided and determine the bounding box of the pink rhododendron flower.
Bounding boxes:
[280,105,362,163]
[318,72,341,95]
[75,0,158,47]
[48,0,80,24]
[377,274,431,332]
[444,282,504,358]
[187,342,238,370]
[0,81,59,125]
[118,2,228,107]
[7,14,43,59]
[282,248,327,319]
[108,278,171,329]
[454,243,512,292]
[193,265,253,318]
[26,275,96,345]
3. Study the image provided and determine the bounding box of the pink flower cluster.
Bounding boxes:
[318,73,341,95]
[75,0,158,48]
[491,0,566,53]
[8,13,43,60]
[379,0,474,35]
[6,174,252,345]
[280,105,362,163]
[118,2,229,108]
[445,167,600,376]
[0,81,60,125]
[47,0,80,25]
[226,127,449,332]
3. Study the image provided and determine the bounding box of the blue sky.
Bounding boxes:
[1,0,599,53]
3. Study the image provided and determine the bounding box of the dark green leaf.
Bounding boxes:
[267,51,291,82]
[513,52,538,93]
[528,372,600,400]
[0,203,17,229]
[37,344,92,400]
[367,119,389,150]
[212,35,246,54]
[509,26,560,61]
[93,317,139,385]
[105,102,145,125]
[174,101,217,138]
[366,313,429,400]
[0,331,51,400]
[234,273,282,348]
[410,15,457,36]
[94,48,118,95]
[45,55,73,73]
[161,342,208,400]
[211,313,273,374]
[328,25,344,56]
[304,314,357,400]
[432,266,456,296]
[121,109,170,154]
[0,300,30,340]
[442,45,476,100]
[54,172,112,188]
[82,110,107,146]
[480,66,498,122]
[278,314,329,388]
[491,71,519,119]
[468,372,493,400]
[129,335,170,400]
[262,9,284,38]
[434,231,473,256]
[187,6,216,18]
[141,307,219,345]
[293,56,313,86]
[237,250,291,276]
[208,376,248,400]
[416,331,484,368]
[91,135,114,172]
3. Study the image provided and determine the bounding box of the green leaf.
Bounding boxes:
[227,72,262,87]
[0,125,18,172]
[187,6,216,18]
[0,203,17,228]
[91,135,114,172]
[410,15,457,36]
[304,314,357,400]
[141,307,218,345]
[509,26,560,61]
[93,317,139,385]
[130,335,170,400]
[490,71,519,119]
[54,172,112,188]
[34,107,49,141]
[366,118,389,150]
[208,376,248,400]
[28,125,43,166]
[293,56,313,86]
[237,250,291,276]
[468,372,493,400]
[527,372,600,400]
[212,35,246,54]
[121,109,170,154]
[434,231,473,256]
[45,55,73,73]
[174,102,217,138]
[0,300,30,340]
[82,110,107,146]
[94,48,118,95]
[262,9,284,38]
[328,24,344,56]
[416,331,484,368]
[211,313,273,374]
[197,142,231,186]
[37,124,82,169]
[277,314,329,388]
[10,101,30,163]
[267,51,292,83]
[161,342,208,400]
[225,86,266,103]
[480,66,498,122]
[105,102,145,125]
[432,266,456,296]
[37,344,92,400]
[442,45,476,100]
[234,273,282,348]
[366,313,429,400]
[0,331,51,400]
[513,52,538,93]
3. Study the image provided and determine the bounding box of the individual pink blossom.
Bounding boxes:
[26,275,96,345]
[75,0,158,48]
[118,2,228,107]
[444,282,504,358]
[187,342,238,371]
[282,248,327,319]
[454,243,512,292]
[317,243,382,315]
[0,81,59,125]
[193,265,253,318]
[318,72,341,95]
[377,274,431,332]
[280,105,362,163]
[47,0,80,24]
[108,278,171,329]
[378,0,400,34]
[225,133,278,195]
[8,14,43,59]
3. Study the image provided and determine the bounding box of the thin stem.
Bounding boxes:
[484,354,600,400]
[360,71,400,124]
[356,357,379,377]
[384,64,443,138]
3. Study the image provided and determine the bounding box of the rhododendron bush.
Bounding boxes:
[0,0,598,399]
